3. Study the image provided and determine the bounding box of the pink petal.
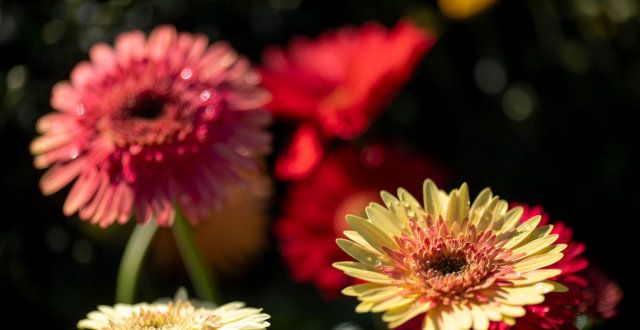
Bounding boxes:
[70,62,95,89]
[147,25,177,62]
[63,167,101,216]
[79,174,109,222]
[39,158,86,195]
[114,30,146,67]
[90,43,117,74]
[50,83,81,113]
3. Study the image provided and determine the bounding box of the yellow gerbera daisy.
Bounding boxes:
[77,295,270,329]
[333,179,568,329]
[438,0,497,20]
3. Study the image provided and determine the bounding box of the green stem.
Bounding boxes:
[172,208,221,303]
[115,221,158,304]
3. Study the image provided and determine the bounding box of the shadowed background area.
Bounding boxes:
[0,0,637,328]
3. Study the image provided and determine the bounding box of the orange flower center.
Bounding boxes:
[380,218,514,304]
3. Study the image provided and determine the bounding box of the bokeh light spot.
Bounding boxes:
[474,59,507,95]
[502,83,537,122]
[72,239,94,264]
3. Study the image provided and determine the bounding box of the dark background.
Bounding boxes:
[0,0,637,328]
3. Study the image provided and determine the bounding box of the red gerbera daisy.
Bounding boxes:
[486,205,589,330]
[260,20,435,180]
[30,25,272,227]
[275,144,448,297]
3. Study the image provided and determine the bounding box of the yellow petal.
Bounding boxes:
[347,216,398,253]
[544,280,569,293]
[342,283,386,296]
[365,203,402,236]
[493,304,526,317]
[356,301,375,313]
[343,230,376,251]
[383,301,431,325]
[398,187,426,223]
[452,304,472,329]
[445,183,471,226]
[512,225,553,248]
[360,286,405,303]
[422,179,443,219]
[470,304,489,330]
[469,187,493,224]
[371,296,416,313]
[380,190,399,207]
[495,285,547,305]
[514,252,564,273]
[494,206,523,234]
[502,215,542,249]
[476,196,500,231]
[380,191,410,228]
[423,309,439,330]
[438,308,458,330]
[501,316,516,325]
[507,269,561,285]
[336,238,382,267]
[332,261,393,284]
[481,305,502,321]
[512,233,558,257]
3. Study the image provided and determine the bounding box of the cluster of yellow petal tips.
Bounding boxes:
[77,291,270,330]
[334,179,567,330]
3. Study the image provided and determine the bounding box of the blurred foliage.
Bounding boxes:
[1,0,638,328]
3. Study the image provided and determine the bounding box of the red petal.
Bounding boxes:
[275,124,324,180]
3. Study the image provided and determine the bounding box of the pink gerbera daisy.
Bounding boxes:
[30,25,272,227]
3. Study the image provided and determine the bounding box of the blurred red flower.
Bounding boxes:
[260,20,435,180]
[275,144,448,297]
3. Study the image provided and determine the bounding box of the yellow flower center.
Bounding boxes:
[109,300,221,330]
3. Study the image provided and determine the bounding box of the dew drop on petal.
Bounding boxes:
[235,146,250,157]
[129,145,143,155]
[534,282,551,293]
[200,90,211,101]
[180,68,192,80]
[203,105,221,120]
[76,104,86,116]
[69,147,79,159]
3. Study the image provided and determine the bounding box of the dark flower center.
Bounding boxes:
[128,96,165,120]
[429,254,467,275]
